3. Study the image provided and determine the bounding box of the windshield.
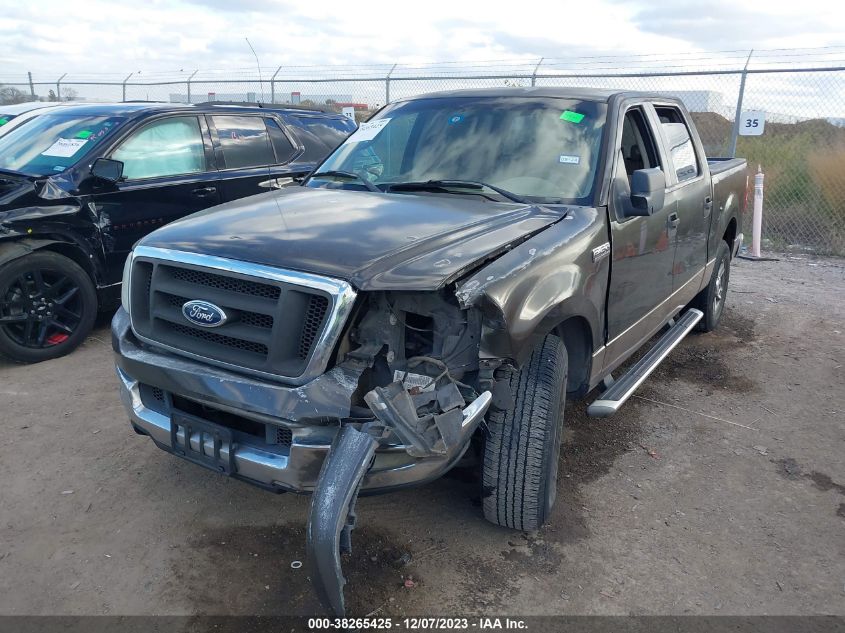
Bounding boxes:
[307,96,608,204]
[0,113,126,176]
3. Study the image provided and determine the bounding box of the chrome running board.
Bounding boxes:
[587,309,703,418]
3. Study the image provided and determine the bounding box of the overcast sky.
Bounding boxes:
[1,0,844,79]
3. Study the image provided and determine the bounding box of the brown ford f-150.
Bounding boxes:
[112,88,747,614]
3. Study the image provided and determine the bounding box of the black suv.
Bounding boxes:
[0,101,356,362]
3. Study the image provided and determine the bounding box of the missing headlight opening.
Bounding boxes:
[344,290,499,424]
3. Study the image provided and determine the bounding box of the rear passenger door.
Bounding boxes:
[208,114,303,202]
[652,104,710,294]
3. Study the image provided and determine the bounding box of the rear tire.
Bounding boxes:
[482,334,568,531]
[0,251,97,363]
[691,240,731,333]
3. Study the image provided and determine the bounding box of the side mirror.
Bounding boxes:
[91,158,124,183]
[628,168,665,216]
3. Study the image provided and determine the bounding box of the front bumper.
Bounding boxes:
[113,308,488,493]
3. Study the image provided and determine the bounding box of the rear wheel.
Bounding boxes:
[691,240,731,332]
[482,334,568,531]
[0,251,97,363]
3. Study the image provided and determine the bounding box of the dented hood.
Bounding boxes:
[138,187,566,291]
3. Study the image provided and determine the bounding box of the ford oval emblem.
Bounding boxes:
[182,300,228,328]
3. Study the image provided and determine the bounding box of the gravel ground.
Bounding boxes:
[0,254,842,617]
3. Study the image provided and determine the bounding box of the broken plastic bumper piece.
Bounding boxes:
[365,382,492,458]
[306,387,491,616]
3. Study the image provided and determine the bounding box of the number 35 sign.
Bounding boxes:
[739,110,766,136]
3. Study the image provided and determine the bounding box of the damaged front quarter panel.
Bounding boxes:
[455,206,609,365]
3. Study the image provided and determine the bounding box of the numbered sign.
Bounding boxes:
[342,107,356,124]
[739,110,765,136]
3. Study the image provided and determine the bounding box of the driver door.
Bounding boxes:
[603,104,676,368]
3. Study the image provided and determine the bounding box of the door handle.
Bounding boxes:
[703,196,713,216]
[668,212,680,228]
[191,186,217,197]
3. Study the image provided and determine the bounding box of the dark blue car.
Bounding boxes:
[0,101,356,362]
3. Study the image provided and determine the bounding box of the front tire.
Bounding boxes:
[482,334,568,531]
[691,240,731,332]
[0,251,97,363]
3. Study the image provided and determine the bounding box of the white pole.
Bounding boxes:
[752,165,764,258]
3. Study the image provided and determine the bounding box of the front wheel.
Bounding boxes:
[0,251,97,363]
[482,334,568,531]
[691,240,731,332]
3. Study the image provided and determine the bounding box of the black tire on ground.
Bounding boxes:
[690,240,731,333]
[0,251,97,363]
[482,333,568,532]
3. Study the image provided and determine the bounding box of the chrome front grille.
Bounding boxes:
[127,246,357,385]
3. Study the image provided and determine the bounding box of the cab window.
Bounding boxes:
[112,116,205,180]
[619,108,661,180]
[655,106,699,183]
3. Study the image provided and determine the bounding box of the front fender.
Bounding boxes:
[455,206,609,365]
[0,238,64,267]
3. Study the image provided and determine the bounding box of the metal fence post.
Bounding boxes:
[186,70,198,104]
[121,72,134,102]
[728,49,754,157]
[270,66,282,104]
[27,72,35,99]
[531,57,544,87]
[56,73,67,101]
[385,64,398,105]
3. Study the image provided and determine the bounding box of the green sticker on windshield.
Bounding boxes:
[560,110,584,123]
[75,130,93,139]
[0,118,8,126]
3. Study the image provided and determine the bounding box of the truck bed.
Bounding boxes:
[707,157,747,177]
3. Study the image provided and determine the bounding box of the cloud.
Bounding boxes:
[617,0,844,49]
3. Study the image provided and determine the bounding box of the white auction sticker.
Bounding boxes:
[559,154,581,164]
[346,118,391,143]
[41,138,88,158]
[739,111,765,136]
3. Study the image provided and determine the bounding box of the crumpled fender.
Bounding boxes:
[454,206,609,365]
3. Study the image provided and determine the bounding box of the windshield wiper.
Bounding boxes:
[308,170,381,193]
[386,179,527,204]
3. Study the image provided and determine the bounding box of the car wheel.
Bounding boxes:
[482,334,568,531]
[691,240,731,333]
[0,251,97,363]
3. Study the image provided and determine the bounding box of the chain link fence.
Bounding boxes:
[1,59,844,255]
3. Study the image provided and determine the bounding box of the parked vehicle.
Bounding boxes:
[0,102,356,362]
[0,101,64,132]
[112,88,746,614]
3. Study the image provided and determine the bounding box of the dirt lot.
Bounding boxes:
[0,254,843,617]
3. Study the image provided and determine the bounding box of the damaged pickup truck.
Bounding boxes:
[112,88,746,615]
